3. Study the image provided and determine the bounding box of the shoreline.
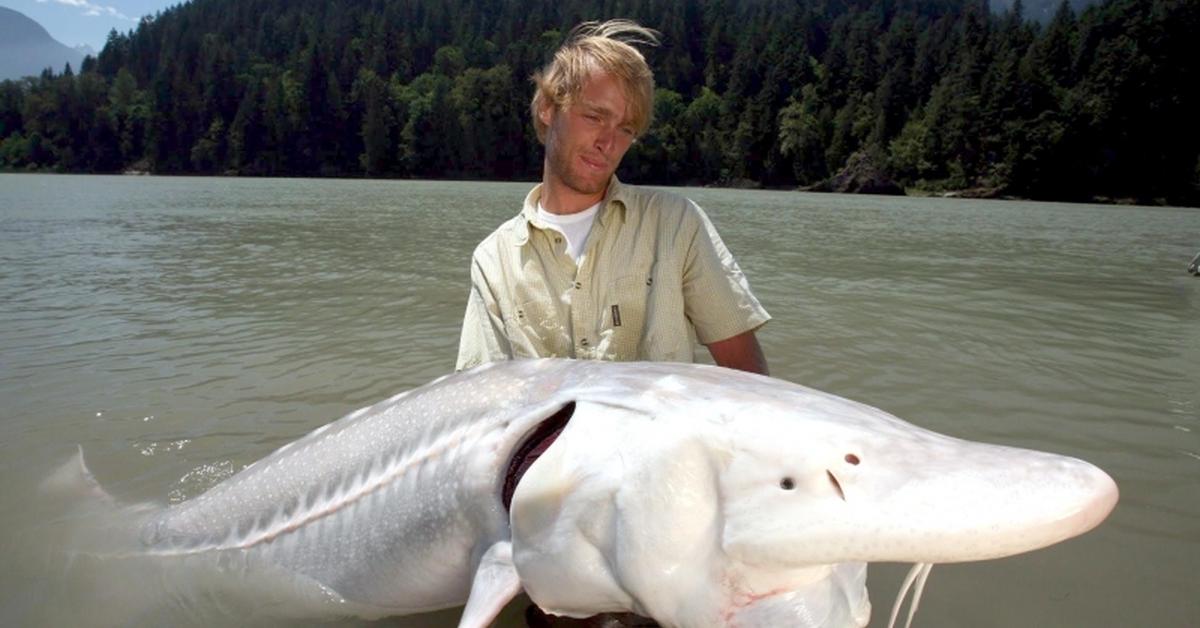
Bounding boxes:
[0,168,1193,208]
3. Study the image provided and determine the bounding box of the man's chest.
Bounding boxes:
[496,223,688,360]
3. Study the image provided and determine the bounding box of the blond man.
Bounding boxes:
[456,20,769,374]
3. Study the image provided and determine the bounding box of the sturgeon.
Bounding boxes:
[61,359,1118,627]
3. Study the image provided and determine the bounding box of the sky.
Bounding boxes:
[1,0,180,52]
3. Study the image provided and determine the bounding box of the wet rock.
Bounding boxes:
[122,158,151,175]
[820,150,904,196]
[940,187,1005,199]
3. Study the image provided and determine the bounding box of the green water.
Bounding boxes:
[0,173,1196,626]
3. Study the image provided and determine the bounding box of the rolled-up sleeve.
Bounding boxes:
[680,203,771,345]
[455,254,512,371]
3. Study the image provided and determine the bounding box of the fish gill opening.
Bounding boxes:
[502,401,575,511]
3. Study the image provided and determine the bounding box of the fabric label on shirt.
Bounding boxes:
[611,304,622,327]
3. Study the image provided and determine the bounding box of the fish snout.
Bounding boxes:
[866,448,1120,563]
[722,441,1118,567]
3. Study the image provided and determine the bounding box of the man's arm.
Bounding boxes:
[456,258,513,371]
[706,329,768,375]
[679,200,771,374]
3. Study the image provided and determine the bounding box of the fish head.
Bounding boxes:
[511,362,1118,626]
[713,380,1119,568]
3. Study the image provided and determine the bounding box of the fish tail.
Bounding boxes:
[40,445,118,507]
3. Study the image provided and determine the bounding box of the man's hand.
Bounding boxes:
[706,330,768,376]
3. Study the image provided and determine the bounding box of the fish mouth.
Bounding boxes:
[725,563,871,628]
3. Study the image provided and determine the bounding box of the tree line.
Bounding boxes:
[0,0,1196,205]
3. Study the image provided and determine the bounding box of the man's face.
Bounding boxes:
[540,71,638,202]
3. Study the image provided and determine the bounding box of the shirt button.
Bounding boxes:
[574,281,582,289]
[555,237,563,244]
[580,338,589,347]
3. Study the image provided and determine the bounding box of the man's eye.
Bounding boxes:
[620,127,636,137]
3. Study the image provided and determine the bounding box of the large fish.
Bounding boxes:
[56,359,1118,627]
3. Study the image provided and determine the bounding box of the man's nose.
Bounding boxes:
[594,124,616,152]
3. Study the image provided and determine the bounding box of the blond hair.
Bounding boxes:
[531,20,660,143]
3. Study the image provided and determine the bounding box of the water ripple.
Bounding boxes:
[1,176,1197,627]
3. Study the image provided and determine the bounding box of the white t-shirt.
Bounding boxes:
[537,202,599,263]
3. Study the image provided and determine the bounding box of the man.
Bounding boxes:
[456,19,769,375]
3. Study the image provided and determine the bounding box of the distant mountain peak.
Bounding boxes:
[0,6,85,80]
[0,5,55,44]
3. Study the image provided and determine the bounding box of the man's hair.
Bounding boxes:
[530,20,660,144]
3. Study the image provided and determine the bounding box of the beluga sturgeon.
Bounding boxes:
[53,359,1118,627]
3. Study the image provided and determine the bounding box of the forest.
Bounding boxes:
[0,0,1196,205]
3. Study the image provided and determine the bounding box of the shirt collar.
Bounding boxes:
[512,176,629,246]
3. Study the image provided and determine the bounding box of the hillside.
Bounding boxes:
[988,0,1100,23]
[0,6,85,81]
[0,0,1197,205]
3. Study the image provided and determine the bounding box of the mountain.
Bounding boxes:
[0,6,86,80]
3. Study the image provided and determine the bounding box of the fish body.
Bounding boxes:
[67,359,1118,627]
[138,360,571,618]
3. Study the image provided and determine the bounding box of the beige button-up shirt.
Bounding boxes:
[456,177,769,370]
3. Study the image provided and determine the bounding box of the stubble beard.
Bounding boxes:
[546,132,608,198]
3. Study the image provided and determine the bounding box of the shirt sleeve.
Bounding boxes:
[455,254,513,371]
[680,201,771,345]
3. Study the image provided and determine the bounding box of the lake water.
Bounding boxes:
[0,173,1196,627]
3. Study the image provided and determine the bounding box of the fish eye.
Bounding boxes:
[779,477,795,490]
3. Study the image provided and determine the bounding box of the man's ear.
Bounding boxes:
[538,102,554,128]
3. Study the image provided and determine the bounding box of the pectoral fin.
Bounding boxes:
[458,540,522,628]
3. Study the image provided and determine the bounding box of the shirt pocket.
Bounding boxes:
[503,298,569,358]
[605,274,651,359]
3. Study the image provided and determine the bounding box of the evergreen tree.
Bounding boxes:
[0,0,1194,205]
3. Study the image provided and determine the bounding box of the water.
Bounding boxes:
[0,173,1196,627]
